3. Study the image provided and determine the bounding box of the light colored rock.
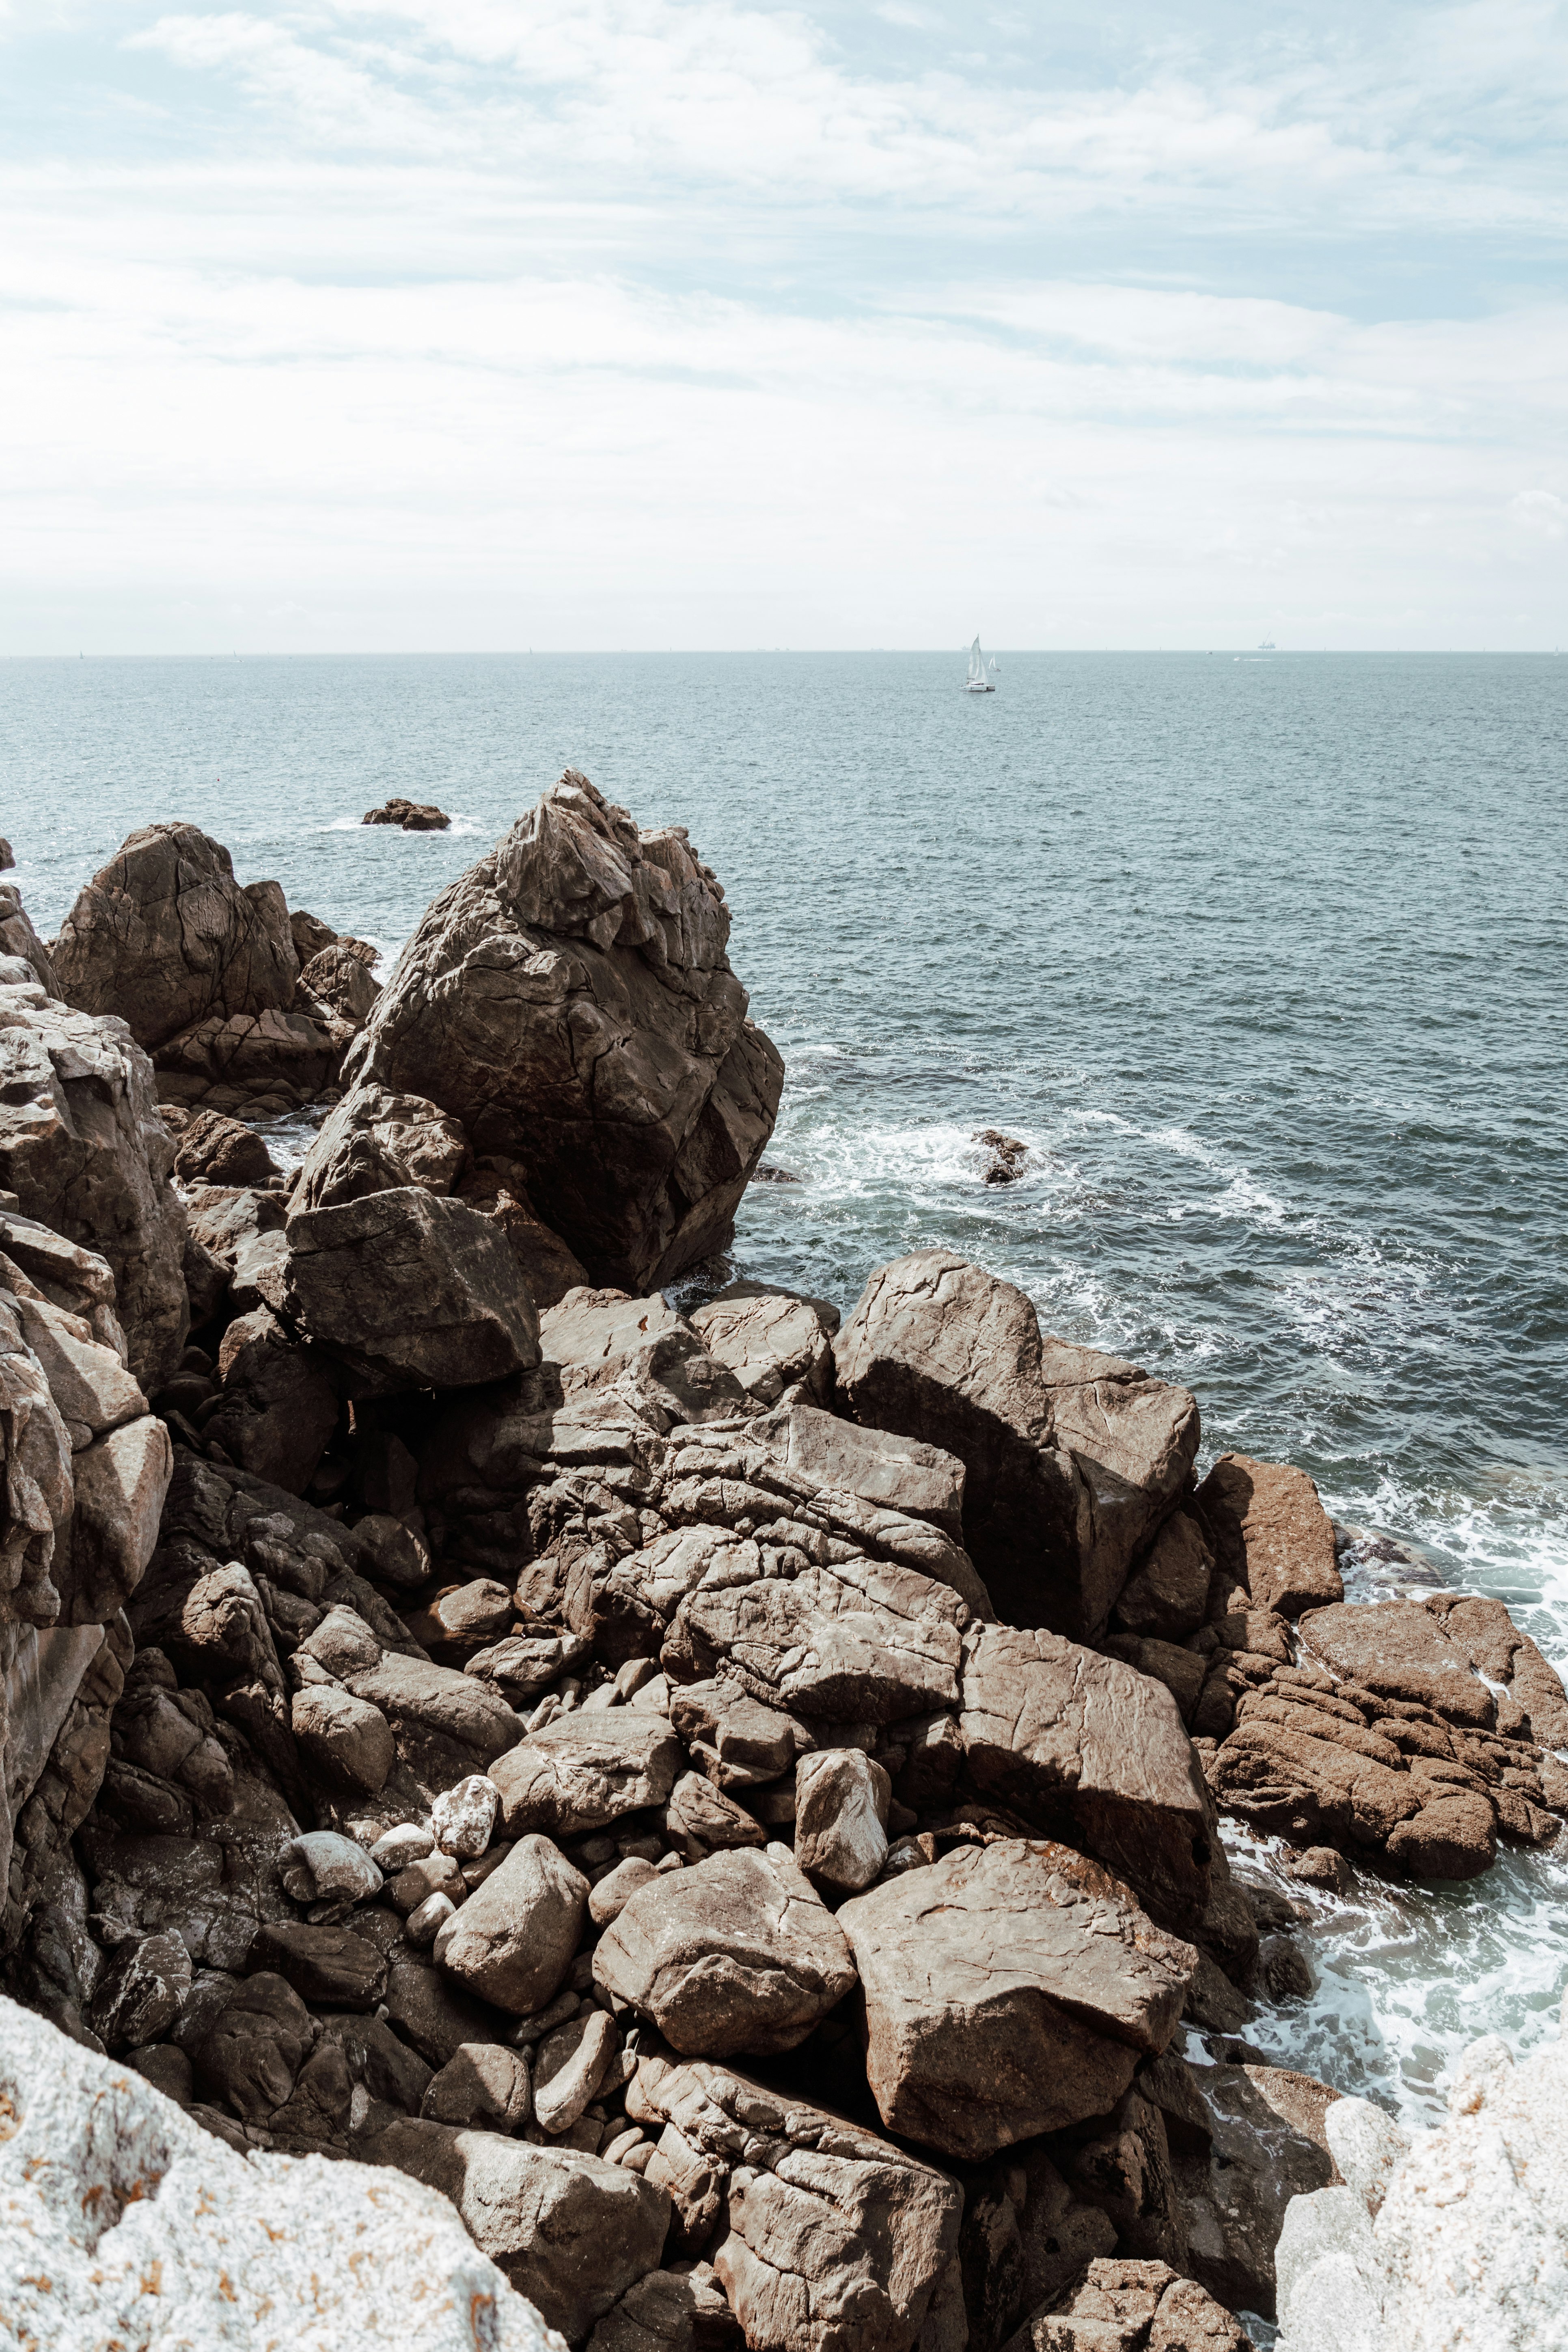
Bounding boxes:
[590,1854,659,1927]
[757,1399,965,1537]
[490,1712,683,1839]
[432,1771,500,1858]
[688,1282,839,1406]
[794,1746,891,1892]
[370,1819,434,1869]
[422,2040,533,2133]
[63,1413,174,1625]
[1275,2186,1385,2352]
[0,1989,557,2350]
[295,772,783,1291]
[259,1186,541,1391]
[435,1831,588,2015]
[534,2008,618,2134]
[837,1838,1198,2160]
[278,1828,383,1906]
[594,1842,856,2057]
[1325,2098,1410,2219]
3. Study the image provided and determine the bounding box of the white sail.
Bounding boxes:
[967,637,985,685]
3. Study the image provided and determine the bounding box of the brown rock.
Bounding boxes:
[1114,1507,1215,1641]
[662,1769,769,1856]
[200,1327,339,1497]
[455,1160,591,1311]
[434,1831,587,2015]
[835,1251,1197,1642]
[534,2007,617,2132]
[1024,2259,1251,2352]
[248,1919,388,2010]
[193,1969,313,2119]
[667,1678,801,1791]
[1102,1636,1208,1725]
[593,1843,856,2057]
[587,2265,743,2352]
[490,1712,684,1839]
[1194,1455,1342,1620]
[421,2039,533,2131]
[794,1746,891,1891]
[290,1680,395,1793]
[958,1623,1214,1936]
[688,1282,839,1407]
[258,1185,541,1391]
[300,772,784,1292]
[172,1108,278,1188]
[300,941,381,1027]
[756,1399,966,1539]
[837,1839,1197,2160]
[362,797,451,830]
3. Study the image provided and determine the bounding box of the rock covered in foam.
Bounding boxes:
[0,1989,563,2351]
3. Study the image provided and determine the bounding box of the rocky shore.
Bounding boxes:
[1,773,1563,2351]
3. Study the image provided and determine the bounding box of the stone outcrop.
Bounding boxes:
[836,1252,1198,1642]
[364,798,451,830]
[0,1989,559,2350]
[1194,1456,1343,1620]
[293,772,783,1291]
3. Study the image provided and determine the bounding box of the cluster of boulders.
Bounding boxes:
[2,774,1564,2352]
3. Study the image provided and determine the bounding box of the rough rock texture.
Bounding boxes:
[0,981,188,1391]
[688,1283,839,1408]
[627,2052,963,2352]
[757,1400,966,1539]
[490,1713,684,1838]
[293,773,784,1291]
[836,1252,1197,1642]
[1194,1456,1343,1620]
[259,1187,542,1390]
[959,1623,1215,1935]
[1027,2258,1252,2351]
[1277,1996,1568,2352]
[0,1990,562,2349]
[364,797,451,829]
[593,1843,856,2056]
[837,1839,1198,2159]
[434,1832,588,2015]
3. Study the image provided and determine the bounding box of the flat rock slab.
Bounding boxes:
[959,1623,1213,1935]
[837,1838,1197,2160]
[664,1556,964,1724]
[630,2053,962,2352]
[490,1712,684,1838]
[360,2115,672,2340]
[594,1843,856,2057]
[1195,1453,1342,1619]
[757,1400,966,1537]
[260,1185,541,1390]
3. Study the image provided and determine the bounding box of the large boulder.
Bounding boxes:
[958,1623,1214,1935]
[688,1282,839,1407]
[291,772,784,1292]
[433,1832,587,2015]
[1195,1454,1343,1618]
[0,1992,554,2351]
[257,1187,541,1389]
[0,982,188,1391]
[756,1400,966,1539]
[626,2053,963,2352]
[593,1843,857,2057]
[489,1711,684,1839]
[835,1252,1197,1642]
[836,1839,1197,2160]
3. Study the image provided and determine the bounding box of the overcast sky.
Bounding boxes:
[4,0,1567,651]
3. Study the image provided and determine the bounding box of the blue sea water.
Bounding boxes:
[5,647,1567,2129]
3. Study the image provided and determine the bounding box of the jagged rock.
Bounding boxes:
[837,1839,1197,2160]
[758,1400,966,1540]
[360,2116,671,2338]
[1169,2060,1337,2318]
[295,773,784,1291]
[0,1990,552,2348]
[258,1186,541,1390]
[626,2052,962,2352]
[1195,1455,1342,1619]
[0,882,55,988]
[86,1927,193,2050]
[455,1160,592,1310]
[434,1831,587,2014]
[301,940,381,1025]
[1024,2258,1251,2351]
[593,1843,856,2056]
[171,1107,278,1187]
[298,1605,519,1786]
[794,1746,891,1890]
[0,1210,128,1356]
[835,1252,1197,1642]
[958,1623,1214,1935]
[63,1413,173,1625]
[667,1678,801,1792]
[0,983,188,1390]
[490,1713,684,1840]
[688,1282,839,1407]
[587,2264,743,2352]
[363,797,451,830]
[422,2039,533,2132]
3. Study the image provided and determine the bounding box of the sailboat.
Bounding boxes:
[966,637,996,692]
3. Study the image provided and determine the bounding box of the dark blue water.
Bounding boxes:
[6,648,1567,2120]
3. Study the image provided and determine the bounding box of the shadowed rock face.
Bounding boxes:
[294,772,783,1293]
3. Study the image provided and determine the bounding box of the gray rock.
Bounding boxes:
[593,1842,856,2058]
[434,1832,588,2015]
[586,2265,742,2352]
[794,1747,891,1892]
[293,771,783,1292]
[421,2040,533,2132]
[490,1712,683,1840]
[534,2008,617,2133]
[291,1680,396,1793]
[277,1829,383,1907]
[667,1678,800,1792]
[837,1838,1198,2160]
[688,1283,839,1407]
[86,1929,193,2052]
[382,1955,511,2069]
[259,1186,540,1391]
[431,1772,499,1858]
[757,1400,966,1538]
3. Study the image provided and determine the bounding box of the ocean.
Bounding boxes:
[7,647,1567,2147]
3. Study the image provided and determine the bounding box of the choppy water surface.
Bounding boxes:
[6,648,1566,2128]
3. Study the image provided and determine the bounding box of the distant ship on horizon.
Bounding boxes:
[966,636,996,691]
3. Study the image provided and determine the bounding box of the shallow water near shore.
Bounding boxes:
[7,646,1567,2135]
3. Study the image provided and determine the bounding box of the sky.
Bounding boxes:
[2,0,1567,651]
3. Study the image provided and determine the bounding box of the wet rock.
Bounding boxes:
[974,1129,1030,1185]
[959,1622,1214,1936]
[490,1712,684,1840]
[794,1746,891,1891]
[1195,1454,1343,1620]
[298,772,784,1292]
[593,1842,856,2057]
[837,1839,1197,2160]
[628,2052,962,2352]
[434,1831,588,2015]
[291,1679,396,1793]
[1171,2060,1337,2318]
[688,1282,839,1407]
[1283,1844,1351,1892]
[422,2039,533,2132]
[362,797,451,829]
[259,1186,541,1390]
[835,1251,1197,1642]
[359,2116,671,2338]
[249,1919,388,2010]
